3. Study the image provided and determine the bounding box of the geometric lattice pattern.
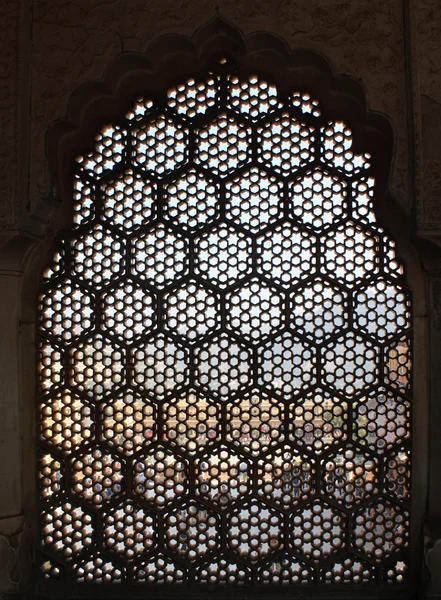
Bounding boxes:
[37,60,412,587]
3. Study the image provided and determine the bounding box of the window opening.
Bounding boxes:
[37,58,412,589]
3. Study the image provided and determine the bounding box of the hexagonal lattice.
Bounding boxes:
[384,337,412,393]
[258,331,316,399]
[101,280,155,343]
[289,388,348,454]
[101,169,155,231]
[38,64,412,587]
[71,225,125,289]
[321,555,375,585]
[353,499,409,562]
[71,447,124,506]
[39,389,93,452]
[227,74,281,120]
[354,279,411,341]
[289,278,349,342]
[38,341,63,392]
[195,555,251,585]
[226,279,284,343]
[132,114,188,176]
[102,500,155,560]
[73,174,95,229]
[322,221,379,287]
[131,223,188,289]
[321,446,379,509]
[194,223,252,289]
[195,114,252,176]
[164,169,219,231]
[39,453,63,499]
[385,449,411,502]
[39,281,94,344]
[257,221,316,288]
[167,74,219,118]
[290,168,347,229]
[41,501,93,559]
[225,167,283,233]
[164,280,220,342]
[165,502,219,562]
[73,554,123,583]
[99,389,155,456]
[133,446,187,510]
[257,446,315,511]
[257,114,315,176]
[68,335,125,400]
[291,501,346,563]
[194,446,252,510]
[227,500,283,563]
[225,389,283,456]
[76,125,126,176]
[134,554,185,584]
[194,333,252,399]
[258,555,313,585]
[162,389,220,456]
[130,333,189,399]
[321,121,370,175]
[322,332,378,396]
[353,387,411,454]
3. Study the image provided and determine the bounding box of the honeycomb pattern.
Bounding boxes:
[41,501,93,559]
[225,389,283,456]
[39,280,94,343]
[164,169,218,231]
[288,388,348,454]
[131,223,188,289]
[129,333,189,399]
[102,500,155,560]
[68,335,125,400]
[38,63,412,587]
[162,389,220,455]
[195,114,252,176]
[132,114,188,176]
[227,500,283,563]
[257,446,315,510]
[225,168,283,233]
[194,446,252,510]
[290,168,347,229]
[257,114,315,176]
[133,446,187,510]
[321,446,379,509]
[353,387,411,453]
[257,221,316,288]
[71,447,124,506]
[289,278,349,342]
[291,501,346,562]
[353,499,410,562]
[71,225,125,288]
[101,169,155,231]
[194,223,252,289]
[39,389,93,452]
[226,279,284,343]
[354,279,411,341]
[99,389,156,456]
[165,502,219,562]
[164,280,220,342]
[101,281,155,343]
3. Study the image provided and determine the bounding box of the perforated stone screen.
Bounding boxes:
[37,59,412,590]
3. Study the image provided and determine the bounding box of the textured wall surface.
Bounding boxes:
[1,0,441,594]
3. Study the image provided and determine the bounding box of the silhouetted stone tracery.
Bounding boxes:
[37,59,412,588]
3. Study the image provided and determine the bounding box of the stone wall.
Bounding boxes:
[1,0,440,594]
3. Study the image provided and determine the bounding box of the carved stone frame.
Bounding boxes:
[15,16,429,598]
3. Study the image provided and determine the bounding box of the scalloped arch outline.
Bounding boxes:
[46,15,394,209]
